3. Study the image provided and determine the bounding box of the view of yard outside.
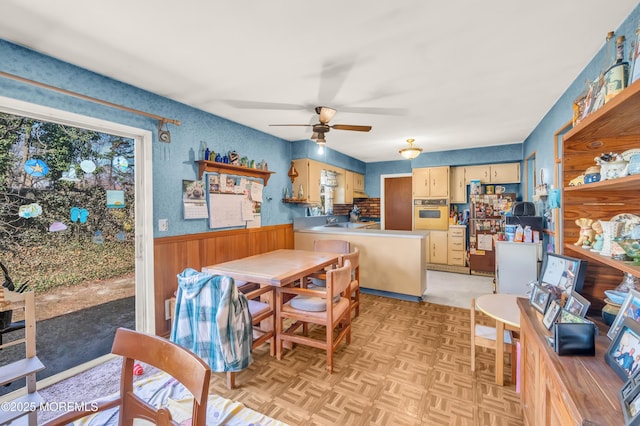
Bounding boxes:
[0,111,135,295]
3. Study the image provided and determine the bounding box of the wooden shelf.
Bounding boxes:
[564,174,640,193]
[195,161,275,186]
[565,244,640,278]
[565,78,640,143]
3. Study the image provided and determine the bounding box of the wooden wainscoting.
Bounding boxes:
[153,224,294,336]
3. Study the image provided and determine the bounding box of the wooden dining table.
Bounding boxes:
[202,249,340,287]
[202,249,341,350]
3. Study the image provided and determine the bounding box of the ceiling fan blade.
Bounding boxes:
[331,124,372,132]
[224,100,306,111]
[318,107,336,124]
[338,106,409,116]
[269,124,312,127]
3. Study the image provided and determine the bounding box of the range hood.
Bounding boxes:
[353,190,369,199]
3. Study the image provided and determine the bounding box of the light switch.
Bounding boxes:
[158,219,168,231]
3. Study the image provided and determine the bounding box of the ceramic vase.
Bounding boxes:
[599,220,624,257]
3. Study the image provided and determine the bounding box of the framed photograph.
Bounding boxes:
[543,300,562,330]
[620,378,640,426]
[558,309,592,324]
[565,291,590,317]
[608,289,640,340]
[606,317,640,381]
[530,284,551,314]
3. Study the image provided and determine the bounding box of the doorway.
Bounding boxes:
[0,95,154,386]
[381,174,412,230]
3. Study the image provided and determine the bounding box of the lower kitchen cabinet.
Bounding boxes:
[518,298,623,426]
[428,230,448,264]
[447,225,466,266]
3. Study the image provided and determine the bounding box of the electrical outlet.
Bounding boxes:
[158,219,169,232]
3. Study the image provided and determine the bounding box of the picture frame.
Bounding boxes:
[530,283,551,314]
[619,369,640,426]
[565,291,591,317]
[558,308,592,324]
[608,289,640,340]
[543,300,562,330]
[606,317,640,381]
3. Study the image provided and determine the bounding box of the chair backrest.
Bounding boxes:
[327,260,352,299]
[340,247,360,279]
[314,239,350,254]
[112,327,211,425]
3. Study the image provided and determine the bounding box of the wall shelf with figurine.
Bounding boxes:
[195,160,275,186]
[562,78,640,312]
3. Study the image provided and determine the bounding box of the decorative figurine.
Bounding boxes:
[574,218,595,247]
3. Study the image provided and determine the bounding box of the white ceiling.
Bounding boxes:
[0,1,637,162]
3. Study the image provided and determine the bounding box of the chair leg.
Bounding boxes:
[326,323,333,373]
[275,290,283,360]
[226,371,235,389]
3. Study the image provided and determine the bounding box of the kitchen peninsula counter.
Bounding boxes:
[295,227,428,300]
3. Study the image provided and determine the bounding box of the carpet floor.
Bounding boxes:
[37,292,523,425]
[0,297,134,396]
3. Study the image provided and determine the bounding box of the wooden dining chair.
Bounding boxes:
[340,246,360,317]
[309,239,350,287]
[225,283,276,388]
[276,260,352,373]
[470,298,516,379]
[42,327,211,426]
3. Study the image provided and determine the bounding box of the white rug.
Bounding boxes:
[423,270,494,309]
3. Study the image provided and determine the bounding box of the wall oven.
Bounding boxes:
[414,199,449,230]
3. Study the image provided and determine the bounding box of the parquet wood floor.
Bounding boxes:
[211,293,524,425]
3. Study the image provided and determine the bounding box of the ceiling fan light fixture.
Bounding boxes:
[316,138,326,154]
[399,138,422,159]
[317,106,336,124]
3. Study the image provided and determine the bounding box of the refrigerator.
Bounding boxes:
[469,193,515,275]
[495,241,542,295]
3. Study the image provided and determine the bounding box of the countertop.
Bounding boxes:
[297,225,429,239]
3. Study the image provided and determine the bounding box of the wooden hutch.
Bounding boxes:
[562,78,640,312]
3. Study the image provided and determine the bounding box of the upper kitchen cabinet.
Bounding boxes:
[464,162,520,184]
[450,166,466,203]
[412,166,450,198]
[334,168,351,205]
[291,158,324,204]
[490,162,521,183]
[353,172,365,192]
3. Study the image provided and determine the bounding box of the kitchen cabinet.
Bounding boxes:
[450,166,466,203]
[447,226,466,266]
[518,298,623,426]
[464,163,521,184]
[336,169,353,205]
[490,162,520,183]
[291,158,324,204]
[412,166,450,198]
[353,173,365,192]
[561,79,640,312]
[428,230,448,264]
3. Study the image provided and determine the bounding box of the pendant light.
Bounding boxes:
[399,138,422,159]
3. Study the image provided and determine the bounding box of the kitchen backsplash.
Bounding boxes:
[333,198,380,218]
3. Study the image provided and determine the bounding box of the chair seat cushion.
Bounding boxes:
[247,299,270,317]
[475,324,513,344]
[289,295,328,312]
[284,297,350,320]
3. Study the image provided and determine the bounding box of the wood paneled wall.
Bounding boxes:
[153,224,294,335]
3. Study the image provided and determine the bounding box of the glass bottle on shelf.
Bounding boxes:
[604,35,629,103]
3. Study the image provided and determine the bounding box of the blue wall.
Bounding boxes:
[523,4,640,189]
[3,1,639,239]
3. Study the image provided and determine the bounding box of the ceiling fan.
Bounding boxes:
[269,106,372,150]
